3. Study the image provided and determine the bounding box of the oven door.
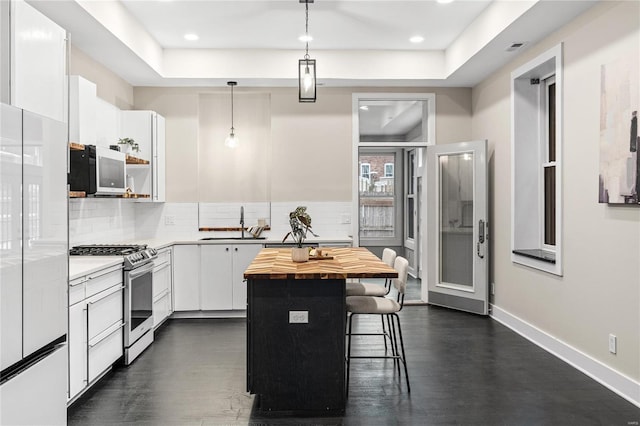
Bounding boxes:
[124,262,154,346]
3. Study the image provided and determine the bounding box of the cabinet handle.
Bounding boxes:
[87,285,125,305]
[226,247,229,251]
[235,248,238,252]
[88,322,126,348]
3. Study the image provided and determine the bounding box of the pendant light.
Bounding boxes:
[298,0,316,103]
[224,81,239,148]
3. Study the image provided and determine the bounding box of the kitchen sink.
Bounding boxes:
[200,237,266,241]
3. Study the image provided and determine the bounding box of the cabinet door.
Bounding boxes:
[11,0,67,122]
[200,245,233,311]
[120,110,153,161]
[68,301,87,400]
[153,114,166,202]
[232,244,263,310]
[173,245,200,311]
[69,75,97,145]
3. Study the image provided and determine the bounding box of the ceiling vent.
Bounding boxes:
[506,42,526,52]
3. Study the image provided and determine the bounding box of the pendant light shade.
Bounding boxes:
[224,81,238,148]
[298,0,316,103]
[298,58,316,102]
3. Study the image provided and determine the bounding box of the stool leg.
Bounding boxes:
[381,315,388,354]
[346,312,355,399]
[393,313,410,393]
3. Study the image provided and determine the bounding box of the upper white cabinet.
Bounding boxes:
[69,75,97,145]
[9,0,67,122]
[121,110,166,202]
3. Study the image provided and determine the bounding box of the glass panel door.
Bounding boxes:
[358,149,402,247]
[427,140,488,315]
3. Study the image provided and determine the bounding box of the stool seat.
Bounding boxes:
[346,295,400,314]
[346,281,389,297]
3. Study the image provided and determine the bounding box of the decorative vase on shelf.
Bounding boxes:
[291,247,309,263]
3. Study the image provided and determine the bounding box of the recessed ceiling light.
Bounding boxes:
[409,36,424,44]
[437,0,455,4]
[359,105,369,111]
[298,34,313,42]
[184,33,199,41]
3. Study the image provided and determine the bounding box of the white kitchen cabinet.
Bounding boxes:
[174,243,262,313]
[68,301,87,401]
[120,110,166,202]
[9,0,67,122]
[201,245,234,310]
[231,245,263,310]
[152,247,173,328]
[69,75,97,145]
[67,265,124,403]
[173,245,201,311]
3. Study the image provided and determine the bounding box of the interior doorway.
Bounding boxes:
[352,93,435,303]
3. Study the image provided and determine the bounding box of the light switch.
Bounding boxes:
[289,311,308,324]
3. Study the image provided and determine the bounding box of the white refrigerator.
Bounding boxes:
[0,103,68,425]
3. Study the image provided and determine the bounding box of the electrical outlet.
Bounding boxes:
[609,334,617,354]
[164,215,176,225]
[340,214,351,224]
[289,311,308,324]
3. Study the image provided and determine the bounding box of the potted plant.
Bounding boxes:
[282,206,318,262]
[117,137,139,155]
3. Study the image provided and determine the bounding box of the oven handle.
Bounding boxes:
[127,262,155,280]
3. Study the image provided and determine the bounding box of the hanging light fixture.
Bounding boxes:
[298,0,316,103]
[224,81,239,148]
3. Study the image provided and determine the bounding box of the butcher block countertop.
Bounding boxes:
[243,247,398,280]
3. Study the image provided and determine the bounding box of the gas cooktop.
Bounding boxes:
[69,244,147,256]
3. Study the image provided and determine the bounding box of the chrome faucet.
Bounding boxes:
[240,206,245,239]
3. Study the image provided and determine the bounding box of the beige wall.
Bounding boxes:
[69,45,134,109]
[133,86,472,203]
[472,1,640,380]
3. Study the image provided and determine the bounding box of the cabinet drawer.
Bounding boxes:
[152,263,171,300]
[88,325,123,383]
[69,281,85,306]
[153,292,171,329]
[156,248,171,266]
[87,286,123,340]
[86,266,122,298]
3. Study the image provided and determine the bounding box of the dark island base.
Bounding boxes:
[247,278,346,413]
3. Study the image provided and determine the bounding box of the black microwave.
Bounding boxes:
[70,146,126,195]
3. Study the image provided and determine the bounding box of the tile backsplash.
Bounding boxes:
[69,200,353,244]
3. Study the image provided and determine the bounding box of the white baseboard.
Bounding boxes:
[491,304,640,408]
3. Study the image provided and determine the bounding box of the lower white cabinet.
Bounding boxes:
[173,243,262,312]
[152,247,173,328]
[68,265,124,403]
[231,245,263,310]
[173,245,200,311]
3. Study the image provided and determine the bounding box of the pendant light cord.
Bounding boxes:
[304,0,310,60]
[230,83,234,133]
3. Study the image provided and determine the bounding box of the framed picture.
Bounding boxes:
[599,53,640,204]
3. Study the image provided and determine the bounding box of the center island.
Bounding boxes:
[244,247,398,414]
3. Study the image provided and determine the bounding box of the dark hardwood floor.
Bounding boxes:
[68,307,639,425]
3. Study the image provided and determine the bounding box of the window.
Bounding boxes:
[511,44,562,276]
[360,163,371,180]
[384,163,394,177]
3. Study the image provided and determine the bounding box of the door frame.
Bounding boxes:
[351,93,435,249]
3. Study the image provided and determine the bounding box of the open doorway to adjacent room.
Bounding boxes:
[352,93,434,303]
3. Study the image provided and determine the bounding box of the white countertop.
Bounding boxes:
[69,235,353,280]
[69,256,124,280]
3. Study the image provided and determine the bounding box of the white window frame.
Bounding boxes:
[360,163,371,180]
[510,44,563,276]
[541,75,556,251]
[384,162,394,177]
